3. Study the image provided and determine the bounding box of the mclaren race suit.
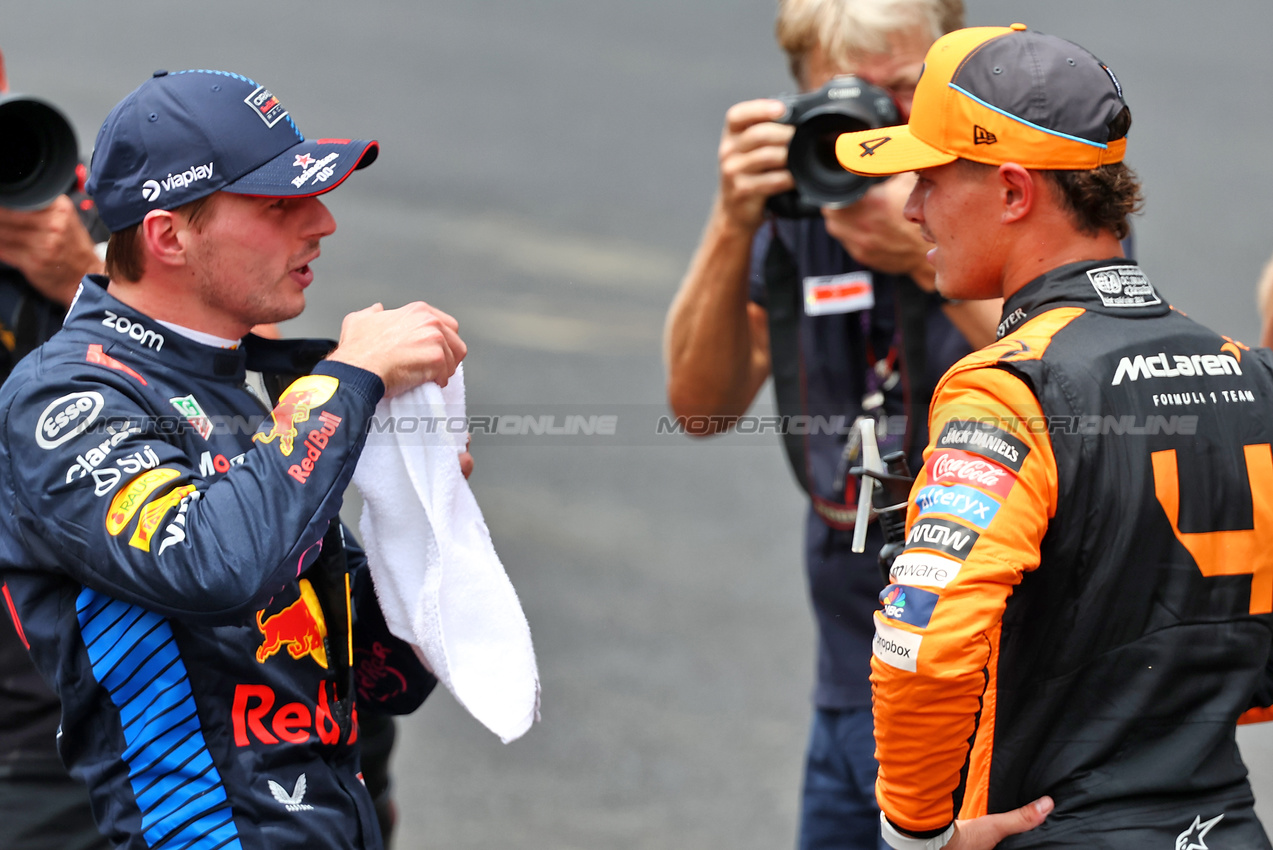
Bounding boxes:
[0,276,435,850]
[870,260,1273,849]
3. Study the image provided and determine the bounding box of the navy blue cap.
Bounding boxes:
[86,69,379,232]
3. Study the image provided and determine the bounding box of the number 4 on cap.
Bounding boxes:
[1152,445,1273,615]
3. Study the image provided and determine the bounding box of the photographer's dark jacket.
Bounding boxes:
[0,176,108,782]
[750,217,970,708]
[0,277,435,850]
[873,260,1273,849]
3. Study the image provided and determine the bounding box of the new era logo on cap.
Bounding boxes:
[86,69,378,232]
[973,126,998,145]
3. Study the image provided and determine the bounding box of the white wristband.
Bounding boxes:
[880,812,955,850]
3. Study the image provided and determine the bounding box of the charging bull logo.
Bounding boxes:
[256,579,329,669]
[253,375,339,457]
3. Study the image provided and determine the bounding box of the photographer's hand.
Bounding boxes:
[821,173,931,284]
[664,100,790,427]
[717,99,796,234]
[327,302,467,398]
[0,195,103,307]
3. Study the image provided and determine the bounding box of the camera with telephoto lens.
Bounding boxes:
[765,75,900,219]
[0,93,79,211]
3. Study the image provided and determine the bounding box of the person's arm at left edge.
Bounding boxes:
[821,174,1001,350]
[872,360,1057,850]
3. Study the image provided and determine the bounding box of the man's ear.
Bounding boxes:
[139,209,190,269]
[0,49,9,94]
[997,163,1035,225]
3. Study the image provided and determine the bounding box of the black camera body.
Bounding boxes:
[0,94,79,211]
[766,75,900,219]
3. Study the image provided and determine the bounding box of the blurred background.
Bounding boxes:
[3,0,1271,847]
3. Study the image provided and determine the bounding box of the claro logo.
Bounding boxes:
[36,392,104,449]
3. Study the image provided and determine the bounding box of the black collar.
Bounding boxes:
[996,259,1170,340]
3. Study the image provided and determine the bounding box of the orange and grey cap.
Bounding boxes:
[835,24,1129,176]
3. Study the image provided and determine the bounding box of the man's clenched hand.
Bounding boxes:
[327,302,466,397]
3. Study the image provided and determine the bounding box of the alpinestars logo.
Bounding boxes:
[973,125,997,145]
[269,774,314,812]
[1175,814,1223,850]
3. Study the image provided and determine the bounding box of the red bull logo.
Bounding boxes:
[253,375,339,457]
[256,579,328,669]
[231,682,358,747]
[287,411,342,484]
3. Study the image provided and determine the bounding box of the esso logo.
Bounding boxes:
[36,392,105,449]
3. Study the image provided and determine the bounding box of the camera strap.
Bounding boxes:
[762,225,814,497]
[762,223,931,531]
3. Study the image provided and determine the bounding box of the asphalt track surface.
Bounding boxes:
[3,1,1272,847]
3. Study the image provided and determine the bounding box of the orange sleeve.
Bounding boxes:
[1239,706,1273,724]
[871,361,1058,837]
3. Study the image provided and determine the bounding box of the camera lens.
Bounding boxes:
[0,97,79,210]
[0,103,47,189]
[788,112,877,208]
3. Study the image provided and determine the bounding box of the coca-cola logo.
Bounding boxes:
[925,449,1017,499]
[931,455,1007,487]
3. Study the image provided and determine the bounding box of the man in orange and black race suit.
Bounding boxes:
[0,69,467,850]
[833,23,1273,850]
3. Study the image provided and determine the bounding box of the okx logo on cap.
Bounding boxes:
[835,24,1129,176]
[86,69,379,232]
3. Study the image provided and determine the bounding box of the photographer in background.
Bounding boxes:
[663,2,996,847]
[0,47,111,850]
[0,49,107,351]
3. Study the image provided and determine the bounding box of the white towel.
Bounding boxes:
[352,364,540,743]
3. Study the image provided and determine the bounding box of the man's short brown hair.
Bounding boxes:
[1042,163,1143,242]
[104,194,216,283]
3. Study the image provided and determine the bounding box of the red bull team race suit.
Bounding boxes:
[0,276,436,850]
